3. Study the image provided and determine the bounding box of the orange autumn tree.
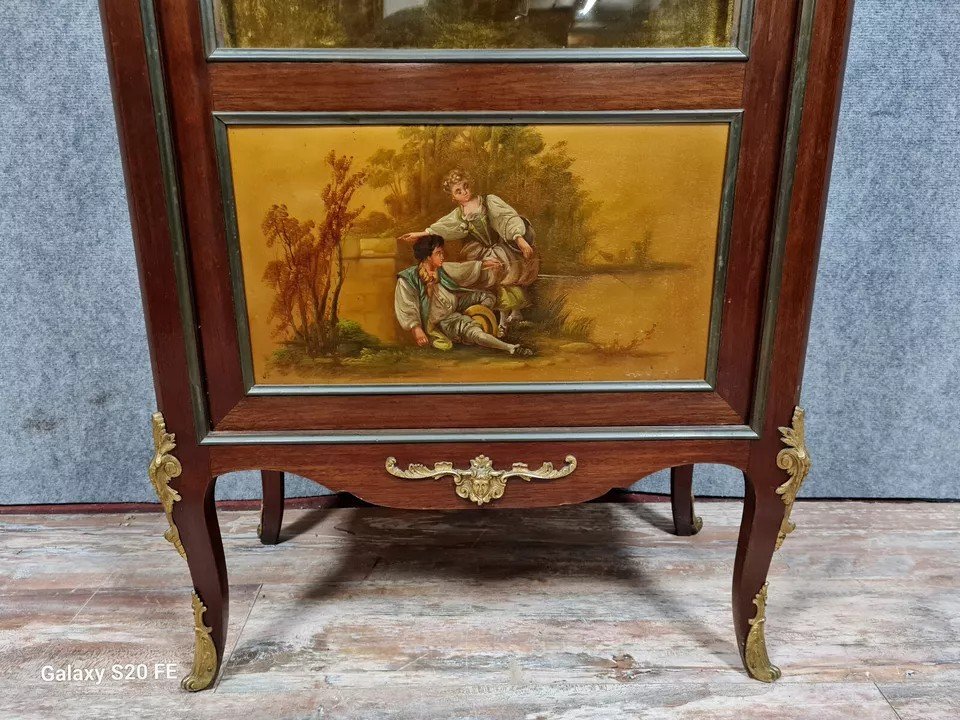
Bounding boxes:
[262,152,367,357]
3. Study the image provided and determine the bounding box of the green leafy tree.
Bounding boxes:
[366,125,597,272]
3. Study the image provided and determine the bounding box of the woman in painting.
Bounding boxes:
[399,169,540,334]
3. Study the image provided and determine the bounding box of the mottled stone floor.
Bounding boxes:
[1,501,958,719]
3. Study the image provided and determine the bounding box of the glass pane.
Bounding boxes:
[221,120,733,387]
[214,0,740,51]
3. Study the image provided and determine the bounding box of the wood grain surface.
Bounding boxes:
[1,501,957,718]
[208,440,750,509]
[210,62,745,112]
[216,392,745,432]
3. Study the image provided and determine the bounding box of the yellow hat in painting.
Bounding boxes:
[429,330,453,351]
[465,305,500,338]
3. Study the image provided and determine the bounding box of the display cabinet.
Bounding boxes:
[101,0,853,691]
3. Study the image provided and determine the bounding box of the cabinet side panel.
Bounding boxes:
[751,0,856,454]
[99,0,206,451]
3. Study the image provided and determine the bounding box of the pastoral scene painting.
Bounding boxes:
[224,122,731,386]
[213,0,740,51]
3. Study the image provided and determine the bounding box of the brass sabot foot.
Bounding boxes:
[181,592,218,692]
[745,583,782,683]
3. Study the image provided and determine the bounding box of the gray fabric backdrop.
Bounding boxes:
[1,1,958,504]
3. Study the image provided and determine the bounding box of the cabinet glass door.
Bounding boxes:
[209,0,747,54]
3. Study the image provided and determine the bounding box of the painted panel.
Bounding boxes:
[218,116,736,388]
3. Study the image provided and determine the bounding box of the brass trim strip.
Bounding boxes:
[246,380,714,396]
[705,110,743,386]
[215,109,743,126]
[206,47,749,63]
[200,424,759,445]
[198,0,220,60]
[138,0,210,441]
[212,117,257,393]
[198,0,757,63]
[749,0,819,434]
[734,0,757,57]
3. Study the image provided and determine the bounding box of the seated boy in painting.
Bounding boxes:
[395,235,535,357]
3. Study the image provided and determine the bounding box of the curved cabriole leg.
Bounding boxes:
[670,465,702,536]
[259,471,285,545]
[149,414,228,692]
[732,474,785,682]
[734,407,811,682]
[175,475,228,691]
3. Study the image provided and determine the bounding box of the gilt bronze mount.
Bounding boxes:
[776,407,812,551]
[148,412,185,558]
[744,582,782,682]
[385,454,578,506]
[181,591,218,692]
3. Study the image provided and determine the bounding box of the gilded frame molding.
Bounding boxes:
[200,424,759,446]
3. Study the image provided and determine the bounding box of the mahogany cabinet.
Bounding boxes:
[102,0,853,691]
